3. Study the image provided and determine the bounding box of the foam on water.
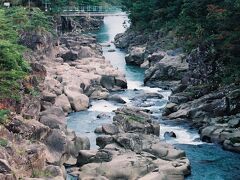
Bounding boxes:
[89,100,119,112]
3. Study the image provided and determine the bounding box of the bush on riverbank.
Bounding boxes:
[121,0,240,84]
[0,7,52,103]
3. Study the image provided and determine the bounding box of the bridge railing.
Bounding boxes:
[61,5,121,14]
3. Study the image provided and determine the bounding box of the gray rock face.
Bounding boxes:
[125,46,146,66]
[182,44,221,86]
[144,54,188,88]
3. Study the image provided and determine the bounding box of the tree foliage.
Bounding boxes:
[0,7,52,101]
[122,0,240,83]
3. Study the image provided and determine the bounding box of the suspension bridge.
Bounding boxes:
[60,5,126,17]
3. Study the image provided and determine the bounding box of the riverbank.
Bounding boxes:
[0,14,126,179]
[114,28,240,154]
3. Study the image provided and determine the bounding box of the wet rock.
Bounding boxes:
[94,126,103,134]
[100,75,115,90]
[168,109,189,119]
[96,136,114,149]
[223,140,240,153]
[228,118,240,128]
[76,150,98,166]
[164,131,177,139]
[107,94,126,104]
[108,49,115,52]
[102,124,119,135]
[162,103,177,116]
[200,126,217,143]
[169,95,189,104]
[96,113,111,119]
[115,77,127,89]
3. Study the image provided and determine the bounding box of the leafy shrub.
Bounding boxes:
[0,138,8,147]
[0,109,10,124]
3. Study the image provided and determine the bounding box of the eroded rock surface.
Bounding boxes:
[69,107,191,179]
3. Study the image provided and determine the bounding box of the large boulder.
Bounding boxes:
[96,136,114,149]
[144,54,188,88]
[55,94,72,113]
[107,95,126,104]
[64,86,89,111]
[125,46,146,66]
[100,75,115,90]
[102,124,119,135]
[40,106,66,130]
[113,107,160,136]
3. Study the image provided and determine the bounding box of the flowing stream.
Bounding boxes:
[67,14,240,180]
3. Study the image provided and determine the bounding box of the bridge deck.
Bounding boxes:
[61,13,126,17]
[60,5,125,17]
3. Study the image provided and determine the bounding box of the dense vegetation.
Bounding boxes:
[121,0,240,83]
[0,7,51,105]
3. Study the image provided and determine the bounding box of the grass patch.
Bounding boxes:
[124,114,146,123]
[0,138,8,147]
[229,137,240,144]
[0,109,10,124]
[31,169,53,178]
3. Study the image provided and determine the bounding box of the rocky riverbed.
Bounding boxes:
[0,15,193,180]
[114,29,240,154]
[68,107,190,179]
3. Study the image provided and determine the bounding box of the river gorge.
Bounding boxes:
[66,15,240,180]
[0,7,239,180]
